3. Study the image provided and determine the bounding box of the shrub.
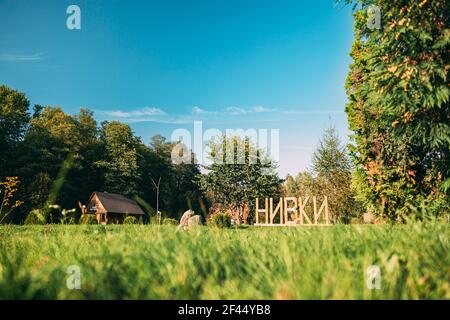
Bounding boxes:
[208,213,231,228]
[79,214,98,225]
[162,218,178,225]
[24,209,47,225]
[123,216,139,224]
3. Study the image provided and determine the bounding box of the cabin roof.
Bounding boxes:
[89,192,145,215]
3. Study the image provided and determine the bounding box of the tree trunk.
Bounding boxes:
[236,205,242,225]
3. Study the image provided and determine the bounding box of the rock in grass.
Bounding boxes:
[187,215,202,227]
[178,210,202,229]
[179,209,194,228]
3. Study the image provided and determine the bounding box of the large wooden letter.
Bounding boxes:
[315,196,329,224]
[324,196,329,224]
[270,197,283,224]
[255,198,269,224]
[284,197,297,224]
[256,196,330,226]
[298,196,312,225]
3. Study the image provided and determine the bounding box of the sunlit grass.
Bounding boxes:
[0,223,449,299]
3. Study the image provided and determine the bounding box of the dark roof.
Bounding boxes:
[92,192,145,215]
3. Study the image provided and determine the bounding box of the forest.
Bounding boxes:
[0,88,206,223]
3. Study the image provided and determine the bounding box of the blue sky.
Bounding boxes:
[0,0,355,177]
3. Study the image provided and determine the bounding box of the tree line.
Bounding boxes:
[0,85,204,223]
[4,0,450,226]
[1,84,363,224]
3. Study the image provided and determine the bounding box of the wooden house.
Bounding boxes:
[81,192,145,224]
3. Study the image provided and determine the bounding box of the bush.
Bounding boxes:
[123,216,139,224]
[160,218,177,225]
[79,214,98,225]
[208,213,231,228]
[24,209,47,225]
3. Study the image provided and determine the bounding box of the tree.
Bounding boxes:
[312,127,351,177]
[311,127,363,222]
[97,121,140,197]
[197,135,281,224]
[136,135,204,219]
[14,107,103,221]
[344,0,450,220]
[0,85,207,223]
[150,175,161,223]
[284,127,364,223]
[147,135,176,213]
[70,109,104,203]
[172,161,204,215]
[15,107,80,220]
[284,171,324,199]
[0,86,30,177]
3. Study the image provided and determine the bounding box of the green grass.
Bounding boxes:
[0,223,449,299]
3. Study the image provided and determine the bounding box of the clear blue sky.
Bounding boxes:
[0,0,355,177]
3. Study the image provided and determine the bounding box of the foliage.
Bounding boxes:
[141,135,205,218]
[312,128,365,222]
[23,209,46,225]
[0,177,24,224]
[284,128,365,223]
[16,106,104,221]
[0,223,448,299]
[197,135,282,224]
[0,85,205,222]
[344,0,450,220]
[78,214,98,225]
[0,86,30,175]
[97,121,140,197]
[208,213,232,228]
[123,216,139,225]
[161,218,178,225]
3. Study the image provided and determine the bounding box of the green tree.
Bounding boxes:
[98,121,140,197]
[0,85,30,177]
[137,135,204,219]
[70,109,104,203]
[197,135,281,224]
[284,171,324,199]
[0,86,206,223]
[15,107,103,221]
[311,127,363,222]
[17,107,79,219]
[284,128,364,223]
[344,0,450,220]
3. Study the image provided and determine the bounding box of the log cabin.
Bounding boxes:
[80,192,145,224]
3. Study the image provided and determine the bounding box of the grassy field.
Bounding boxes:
[0,223,449,299]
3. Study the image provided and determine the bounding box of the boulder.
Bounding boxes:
[178,210,203,229]
[187,215,202,227]
[179,209,194,228]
